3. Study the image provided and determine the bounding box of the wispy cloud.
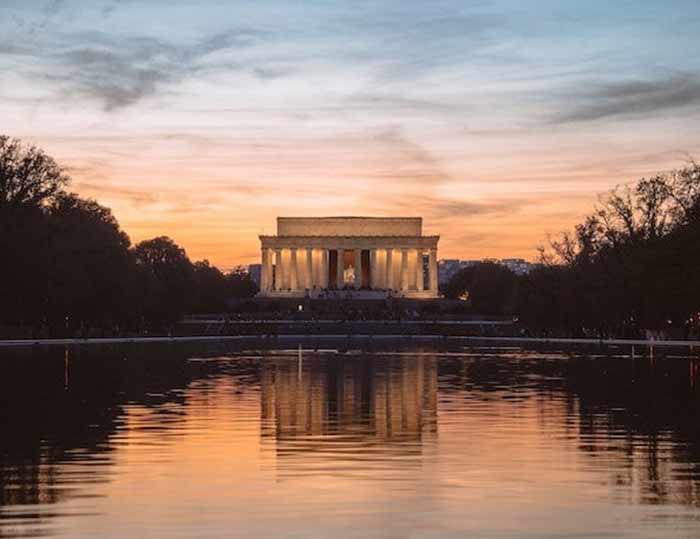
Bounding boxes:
[73,180,157,206]
[50,29,264,110]
[372,195,528,222]
[552,73,700,123]
[364,129,453,185]
[43,0,64,17]
[2,25,265,110]
[425,197,526,219]
[100,1,120,18]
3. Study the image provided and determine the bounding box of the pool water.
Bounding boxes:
[1,344,699,538]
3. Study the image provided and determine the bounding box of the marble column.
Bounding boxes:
[322,249,329,288]
[336,249,344,289]
[274,248,283,291]
[354,249,362,289]
[306,248,313,289]
[429,248,438,293]
[385,248,393,290]
[416,250,424,292]
[400,249,409,291]
[289,248,298,291]
[261,248,270,292]
[369,249,377,289]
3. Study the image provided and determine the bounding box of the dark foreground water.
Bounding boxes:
[1,343,700,538]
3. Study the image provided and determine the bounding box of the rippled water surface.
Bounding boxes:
[1,343,700,538]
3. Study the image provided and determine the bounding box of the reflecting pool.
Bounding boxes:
[1,343,700,538]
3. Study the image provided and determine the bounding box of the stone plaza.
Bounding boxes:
[258,217,439,298]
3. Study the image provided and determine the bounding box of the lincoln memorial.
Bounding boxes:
[258,217,439,298]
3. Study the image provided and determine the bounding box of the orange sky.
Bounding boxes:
[3,1,700,269]
[23,121,697,269]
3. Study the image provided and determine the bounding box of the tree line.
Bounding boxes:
[0,136,257,337]
[444,161,700,339]
[3,135,698,339]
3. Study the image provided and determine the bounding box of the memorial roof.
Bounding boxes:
[276,216,423,237]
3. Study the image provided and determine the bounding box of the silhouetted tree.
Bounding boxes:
[440,162,699,337]
[225,266,259,299]
[0,136,69,210]
[0,203,50,327]
[45,194,133,335]
[192,260,228,313]
[526,161,700,337]
[0,137,69,329]
[0,136,250,336]
[444,262,517,315]
[132,236,195,328]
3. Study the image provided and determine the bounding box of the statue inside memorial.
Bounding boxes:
[343,264,355,285]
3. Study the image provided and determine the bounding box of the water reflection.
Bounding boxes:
[260,354,437,478]
[0,344,699,538]
[0,344,215,538]
[440,349,700,509]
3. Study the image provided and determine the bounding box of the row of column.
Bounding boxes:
[261,247,327,292]
[261,247,438,294]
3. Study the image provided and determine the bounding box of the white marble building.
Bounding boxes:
[258,217,439,298]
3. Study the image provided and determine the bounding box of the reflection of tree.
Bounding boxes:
[564,356,700,507]
[261,354,438,463]
[0,342,248,535]
[438,350,700,508]
[1,348,118,510]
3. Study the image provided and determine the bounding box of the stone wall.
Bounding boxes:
[277,217,422,237]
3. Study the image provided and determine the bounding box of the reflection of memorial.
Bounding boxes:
[261,354,437,456]
[0,458,64,507]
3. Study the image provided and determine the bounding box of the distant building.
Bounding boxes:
[439,257,535,285]
[439,260,463,286]
[438,259,478,286]
[247,264,262,286]
[500,258,535,276]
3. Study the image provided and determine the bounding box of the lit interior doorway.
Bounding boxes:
[342,250,355,287]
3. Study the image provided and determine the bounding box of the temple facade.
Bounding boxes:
[258,217,439,298]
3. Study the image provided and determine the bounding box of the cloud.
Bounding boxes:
[5,27,264,111]
[53,46,167,110]
[552,73,700,123]
[58,32,249,110]
[346,94,463,115]
[362,192,527,222]
[449,231,488,246]
[10,0,66,34]
[0,42,32,55]
[346,10,508,83]
[73,181,157,206]
[425,197,525,219]
[365,129,453,185]
[42,0,64,17]
[100,1,120,17]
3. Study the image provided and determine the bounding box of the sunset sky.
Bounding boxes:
[2,1,700,268]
